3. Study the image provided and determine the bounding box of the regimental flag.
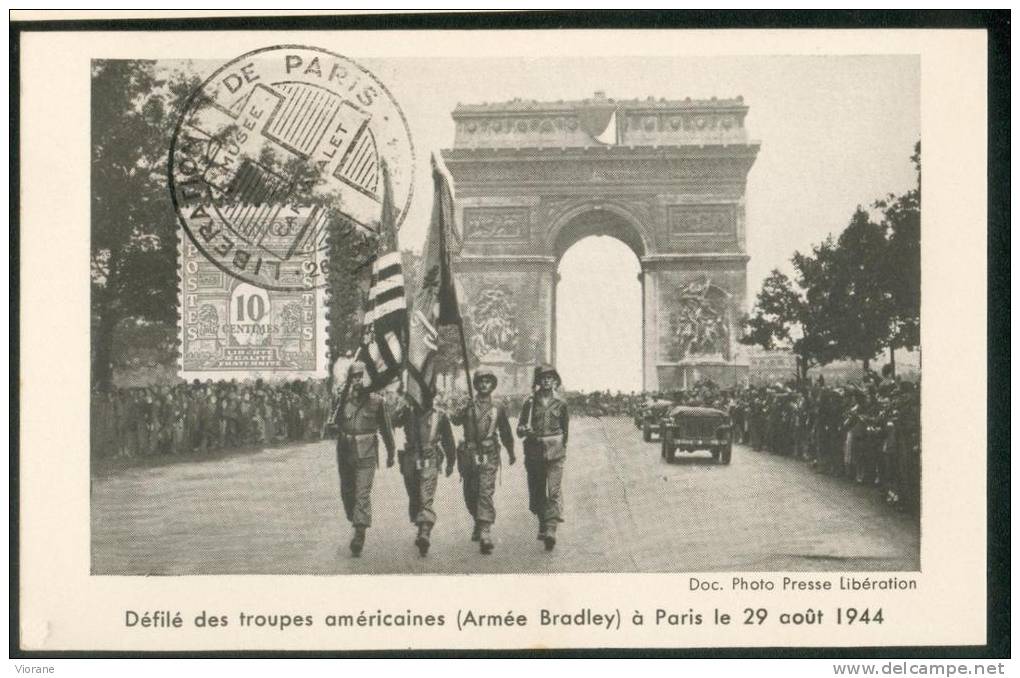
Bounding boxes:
[356,161,406,390]
[405,155,462,410]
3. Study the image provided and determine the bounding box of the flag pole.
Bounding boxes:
[456,315,475,403]
[453,287,480,458]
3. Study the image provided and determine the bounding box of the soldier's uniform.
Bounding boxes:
[517,364,569,551]
[452,368,516,554]
[395,400,456,556]
[331,363,396,557]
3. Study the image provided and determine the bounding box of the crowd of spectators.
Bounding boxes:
[632,370,921,512]
[90,379,333,459]
[91,369,920,513]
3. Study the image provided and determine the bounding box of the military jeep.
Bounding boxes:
[660,405,733,464]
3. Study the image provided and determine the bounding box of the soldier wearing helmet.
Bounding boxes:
[329,361,396,557]
[452,367,516,554]
[516,363,569,551]
[393,391,457,558]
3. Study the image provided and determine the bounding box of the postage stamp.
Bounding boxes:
[171,46,415,378]
[169,45,415,291]
[177,235,328,378]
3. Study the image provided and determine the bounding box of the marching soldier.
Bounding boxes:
[394,396,457,557]
[517,363,569,551]
[330,362,396,557]
[451,368,516,555]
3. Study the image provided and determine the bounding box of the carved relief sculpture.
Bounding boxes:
[469,285,520,362]
[669,278,731,362]
[668,204,735,236]
[463,207,530,239]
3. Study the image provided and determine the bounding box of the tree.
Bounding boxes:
[91,60,201,389]
[875,141,921,369]
[742,270,800,348]
[744,142,920,380]
[741,261,838,382]
[791,237,843,371]
[741,270,806,379]
[323,216,378,383]
[829,207,895,370]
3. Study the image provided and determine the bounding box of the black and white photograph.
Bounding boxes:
[15,14,1001,655]
[89,49,922,576]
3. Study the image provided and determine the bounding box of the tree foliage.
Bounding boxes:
[828,207,895,368]
[323,217,378,383]
[875,141,921,352]
[742,270,801,351]
[741,251,840,381]
[91,60,201,389]
[742,142,921,379]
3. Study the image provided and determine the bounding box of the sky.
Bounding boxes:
[364,54,920,282]
[556,237,643,391]
[359,55,919,389]
[171,54,919,390]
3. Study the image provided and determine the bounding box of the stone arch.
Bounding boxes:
[544,200,652,261]
[546,202,648,385]
[443,93,759,392]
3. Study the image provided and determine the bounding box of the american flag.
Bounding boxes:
[356,161,406,390]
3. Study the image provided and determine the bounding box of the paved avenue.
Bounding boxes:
[91,417,918,575]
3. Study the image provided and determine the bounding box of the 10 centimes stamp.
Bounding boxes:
[178,237,328,378]
[170,45,415,378]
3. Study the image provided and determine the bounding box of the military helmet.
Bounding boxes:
[472,367,498,389]
[533,363,561,388]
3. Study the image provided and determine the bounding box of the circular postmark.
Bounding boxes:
[169,45,415,291]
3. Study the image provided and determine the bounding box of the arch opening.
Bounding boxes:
[554,232,643,394]
[551,206,648,261]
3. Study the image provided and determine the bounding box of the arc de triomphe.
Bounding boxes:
[441,92,760,393]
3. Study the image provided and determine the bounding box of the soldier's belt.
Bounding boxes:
[532,435,565,461]
[472,451,499,465]
[341,432,377,459]
[401,447,440,471]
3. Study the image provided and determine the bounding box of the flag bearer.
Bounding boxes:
[395,396,457,557]
[331,362,396,557]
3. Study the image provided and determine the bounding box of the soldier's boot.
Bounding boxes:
[537,520,547,541]
[478,522,493,555]
[471,521,482,542]
[415,523,431,557]
[350,526,366,557]
[543,522,557,552]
